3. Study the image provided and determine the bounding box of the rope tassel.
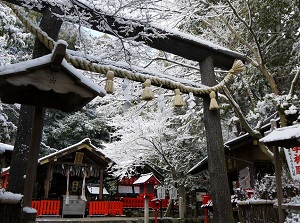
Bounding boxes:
[105,70,114,94]
[142,79,154,100]
[173,89,185,107]
[229,60,245,74]
[209,91,219,110]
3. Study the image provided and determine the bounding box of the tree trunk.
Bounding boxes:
[200,57,234,223]
[7,9,62,194]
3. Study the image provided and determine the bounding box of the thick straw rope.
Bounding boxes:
[5,3,244,96]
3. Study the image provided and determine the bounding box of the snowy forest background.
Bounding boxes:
[0,0,300,210]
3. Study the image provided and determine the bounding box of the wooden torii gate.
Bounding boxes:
[3,1,247,222]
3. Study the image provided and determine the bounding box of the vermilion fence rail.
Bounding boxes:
[88,201,123,216]
[40,200,60,216]
[32,200,60,217]
[31,200,41,216]
[123,197,144,208]
[122,197,169,208]
[32,198,169,217]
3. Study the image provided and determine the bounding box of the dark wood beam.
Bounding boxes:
[51,42,67,71]
[4,0,247,69]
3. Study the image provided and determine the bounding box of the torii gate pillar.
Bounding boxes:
[200,57,234,223]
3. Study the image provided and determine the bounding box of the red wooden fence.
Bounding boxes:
[88,201,123,216]
[122,197,169,208]
[31,200,41,216]
[32,200,60,217]
[32,198,168,217]
[123,197,144,208]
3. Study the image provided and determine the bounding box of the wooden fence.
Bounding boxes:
[32,198,169,217]
[32,200,60,217]
[88,201,123,216]
[237,200,278,223]
[123,197,169,209]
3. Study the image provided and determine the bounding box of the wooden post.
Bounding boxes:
[200,57,234,223]
[271,119,284,223]
[99,168,103,200]
[43,163,52,199]
[22,106,44,208]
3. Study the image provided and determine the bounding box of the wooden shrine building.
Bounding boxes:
[117,161,164,197]
[188,120,276,192]
[36,138,114,200]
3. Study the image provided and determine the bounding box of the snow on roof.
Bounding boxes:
[0,52,106,97]
[0,142,14,155]
[1,167,10,173]
[38,138,89,162]
[224,116,279,147]
[259,124,300,147]
[38,138,110,163]
[133,172,160,185]
[187,156,208,175]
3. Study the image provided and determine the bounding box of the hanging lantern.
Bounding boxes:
[173,89,185,107]
[141,79,154,101]
[104,70,114,94]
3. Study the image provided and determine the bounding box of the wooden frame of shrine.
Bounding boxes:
[260,122,300,223]
[37,138,114,201]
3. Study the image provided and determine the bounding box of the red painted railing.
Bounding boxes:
[123,197,169,209]
[88,201,123,216]
[123,197,144,208]
[40,200,60,216]
[31,200,41,216]
[32,200,60,217]
[32,198,168,217]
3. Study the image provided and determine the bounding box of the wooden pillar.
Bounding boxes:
[99,168,103,200]
[271,119,284,223]
[22,106,44,207]
[43,163,52,199]
[200,57,234,223]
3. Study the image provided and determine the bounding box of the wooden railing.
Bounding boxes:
[88,201,123,216]
[32,198,169,217]
[32,200,60,217]
[123,197,144,208]
[31,200,41,216]
[122,197,169,209]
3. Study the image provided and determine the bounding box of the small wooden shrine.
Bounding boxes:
[36,138,114,201]
[133,173,160,198]
[117,161,164,197]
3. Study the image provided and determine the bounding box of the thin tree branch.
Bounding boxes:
[289,68,300,95]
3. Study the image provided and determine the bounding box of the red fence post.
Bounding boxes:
[31,200,41,217]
